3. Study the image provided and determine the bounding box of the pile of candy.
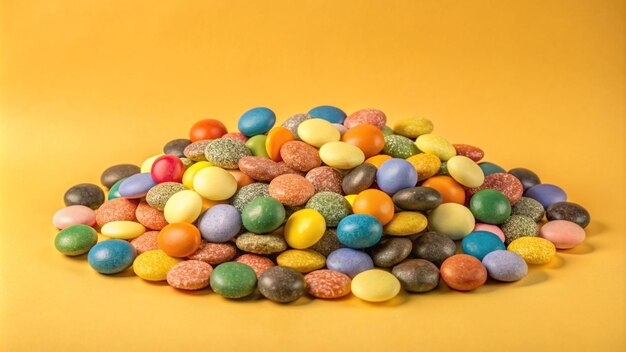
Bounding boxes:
[53,106,591,303]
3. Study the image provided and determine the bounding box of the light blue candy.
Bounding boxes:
[307,105,347,124]
[118,173,157,199]
[337,214,382,248]
[198,204,242,242]
[461,231,506,260]
[376,158,418,194]
[326,248,374,278]
[238,107,276,136]
[482,250,528,282]
[88,239,136,274]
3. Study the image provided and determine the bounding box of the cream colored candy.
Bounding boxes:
[164,190,203,223]
[415,134,456,161]
[297,118,341,148]
[319,141,365,169]
[193,166,237,200]
[101,220,145,240]
[140,154,165,173]
[182,161,212,189]
[428,203,475,240]
[351,269,401,302]
[447,155,485,188]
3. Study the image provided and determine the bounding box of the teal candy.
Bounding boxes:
[238,107,276,137]
[307,105,346,124]
[470,189,511,224]
[87,239,136,274]
[461,231,506,260]
[241,196,285,233]
[210,262,257,298]
[54,224,98,256]
[107,177,125,200]
[478,162,505,176]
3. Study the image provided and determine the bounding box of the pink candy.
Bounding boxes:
[52,205,96,229]
[474,223,506,242]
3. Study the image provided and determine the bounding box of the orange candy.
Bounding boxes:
[352,189,395,225]
[265,127,295,161]
[421,175,465,204]
[364,154,392,168]
[157,223,202,257]
[189,119,227,142]
[228,170,254,189]
[341,124,385,158]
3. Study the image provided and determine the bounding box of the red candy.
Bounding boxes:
[151,155,185,183]
[189,119,227,142]
[453,144,484,162]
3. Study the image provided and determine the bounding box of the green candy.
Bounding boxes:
[108,178,125,200]
[241,196,285,233]
[305,192,352,227]
[470,189,511,224]
[54,224,98,256]
[245,135,269,158]
[210,262,257,299]
[437,161,450,176]
[382,135,420,159]
[381,125,394,137]
[478,162,505,176]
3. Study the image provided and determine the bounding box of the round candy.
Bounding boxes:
[107,178,125,200]
[276,249,326,273]
[236,232,287,254]
[284,209,327,249]
[135,201,168,230]
[306,166,344,194]
[55,224,98,256]
[197,204,241,242]
[507,237,556,265]
[188,241,237,264]
[166,260,213,290]
[501,215,539,245]
[228,170,254,189]
[392,187,442,211]
[539,220,586,249]
[382,135,420,159]
[193,166,237,201]
[88,239,136,274]
[129,231,159,254]
[511,197,545,222]
[163,138,191,158]
[319,141,364,169]
[421,176,465,204]
[412,231,457,266]
[297,118,341,148]
[236,254,275,278]
[101,221,145,240]
[304,269,352,299]
[383,212,428,236]
[308,105,346,124]
[546,202,590,228]
[204,138,251,169]
[428,203,475,240]
[230,182,270,211]
[326,248,374,277]
[453,144,484,162]
[337,214,383,248]
[351,269,401,302]
[481,250,528,282]
[508,167,541,191]
[406,153,441,180]
[133,249,182,281]
[95,198,137,227]
[341,123,385,158]
[118,173,157,199]
[269,174,315,206]
[151,155,185,183]
[376,158,418,194]
[163,190,203,224]
[258,266,305,303]
[525,184,567,209]
[478,162,506,176]
[241,197,286,233]
[210,262,258,298]
[461,231,506,260]
[245,135,269,158]
[467,173,524,205]
[447,155,484,188]
[281,113,311,139]
[146,182,186,211]
[440,254,487,291]
[265,127,295,161]
[157,223,202,257]
[365,154,393,168]
[238,107,276,136]
[181,161,211,189]
[238,156,297,181]
[473,223,506,242]
[101,164,140,189]
[344,109,387,129]
[352,189,395,226]
[183,141,210,161]
[393,117,433,138]
[392,259,440,293]
[370,237,412,267]
[342,163,377,195]
[189,118,227,142]
[64,183,105,209]
[141,154,165,172]
[415,134,456,161]
[53,205,96,229]
[309,229,345,257]
[469,189,511,224]
[305,192,352,227]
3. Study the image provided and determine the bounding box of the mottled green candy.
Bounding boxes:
[241,197,285,233]
[501,215,539,245]
[108,178,125,200]
[381,125,394,137]
[55,224,98,256]
[470,189,511,224]
[437,161,450,176]
[512,197,545,222]
[305,192,352,226]
[231,183,270,212]
[146,182,186,211]
[180,157,193,168]
[382,135,420,159]
[245,135,269,158]
[236,232,287,254]
[309,229,344,257]
[205,138,251,169]
[210,262,257,299]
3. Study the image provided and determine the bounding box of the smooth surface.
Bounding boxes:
[0,1,624,351]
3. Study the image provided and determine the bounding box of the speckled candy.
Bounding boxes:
[525,184,567,209]
[135,201,168,230]
[188,241,237,264]
[512,197,545,222]
[507,237,556,265]
[467,173,523,205]
[166,260,213,290]
[309,229,344,257]
[101,164,141,189]
[342,163,377,195]
[370,237,412,267]
[406,153,441,180]
[393,117,433,138]
[501,215,539,245]
[129,231,159,254]
[376,158,418,194]
[304,269,352,299]
[440,254,488,291]
[412,231,456,266]
[95,198,138,227]
[305,192,352,227]
[546,202,590,228]
[64,183,105,209]
[133,249,182,281]
[53,205,96,229]
[88,239,137,274]
[392,259,440,293]
[276,249,326,273]
[453,144,484,162]
[269,174,316,206]
[146,182,185,211]
[392,187,442,211]
[230,183,270,211]
[383,212,428,236]
[236,254,275,278]
[306,166,344,194]
[238,156,299,182]
[351,269,400,302]
[481,250,528,282]
[183,140,211,161]
[55,224,98,256]
[204,138,251,169]
[119,173,157,199]
[337,214,383,249]
[281,113,311,139]
[539,220,586,249]
[382,135,420,159]
[280,141,321,172]
[210,262,258,298]
[258,266,306,303]
[235,232,287,254]
[344,108,387,129]
[461,231,506,260]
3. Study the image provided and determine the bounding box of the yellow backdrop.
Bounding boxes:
[1,1,624,351]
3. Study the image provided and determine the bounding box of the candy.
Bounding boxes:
[440,254,487,291]
[319,141,365,169]
[546,202,590,228]
[501,215,539,245]
[406,153,441,180]
[461,231,506,260]
[342,163,377,195]
[421,176,465,204]
[308,105,346,124]
[382,135,420,159]
[166,260,213,290]
[370,237,412,267]
[412,231,456,266]
[276,249,326,273]
[473,223,506,242]
[189,118,227,142]
[269,174,316,206]
[134,250,182,281]
[204,138,251,169]
[135,201,168,230]
[163,138,191,158]
[344,109,387,129]
[326,248,374,277]
[145,182,185,211]
[228,170,254,189]
[298,118,341,148]
[238,107,276,137]
[508,167,541,191]
[392,187,442,211]
[525,184,567,209]
[446,155,484,188]
[197,204,241,242]
[236,232,287,254]
[507,237,556,265]
[210,262,258,298]
[392,259,440,293]
[337,214,383,248]
[281,113,310,139]
[223,132,248,144]
[481,250,528,282]
[341,123,385,158]
[107,178,125,200]
[265,127,295,161]
[163,190,203,224]
[365,154,392,168]
[101,220,145,240]
[393,117,434,138]
[428,203,475,240]
[469,189,511,224]
[306,166,344,194]
[280,141,321,172]
[241,197,286,233]
[305,192,352,227]
[151,155,185,183]
[183,140,210,161]
[158,223,202,257]
[309,229,345,256]
[129,231,159,254]
[352,189,395,226]
[383,212,428,236]
[376,158,418,194]
[511,197,545,222]
[245,135,269,157]
[95,198,138,227]
[258,266,305,303]
[304,269,352,299]
[55,224,98,256]
[284,209,326,249]
[88,239,137,274]
[193,166,238,200]
[230,183,270,211]
[238,156,298,182]
[118,173,157,199]
[181,161,211,189]
[236,254,275,278]
[539,220,586,249]
[415,134,456,161]
[351,269,400,302]
[100,164,140,189]
[478,162,505,176]
[188,241,237,264]
[53,205,96,229]
[64,183,105,209]
[452,144,484,162]
[467,173,523,205]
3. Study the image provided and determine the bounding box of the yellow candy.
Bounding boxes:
[297,118,341,148]
[182,161,212,189]
[508,237,556,265]
[133,250,182,281]
[163,190,203,223]
[319,141,365,169]
[383,211,428,236]
[277,249,326,273]
[101,221,145,239]
[193,166,237,200]
[393,117,434,138]
[415,134,456,161]
[284,209,326,249]
[140,154,164,173]
[344,194,358,206]
[428,203,475,240]
[406,153,441,180]
[351,269,401,302]
[447,155,484,188]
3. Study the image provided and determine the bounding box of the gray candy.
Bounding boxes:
[64,183,105,210]
[342,163,377,195]
[370,237,412,267]
[392,259,440,293]
[392,187,442,211]
[100,164,140,189]
[412,231,456,267]
[258,266,305,303]
[163,139,191,158]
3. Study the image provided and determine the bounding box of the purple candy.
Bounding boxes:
[198,204,241,242]
[376,158,418,194]
[118,173,157,199]
[326,248,374,278]
[525,184,567,209]
[482,250,528,282]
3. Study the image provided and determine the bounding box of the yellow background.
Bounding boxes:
[1,1,624,351]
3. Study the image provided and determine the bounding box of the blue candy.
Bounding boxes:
[376,158,418,194]
[525,184,567,209]
[461,231,506,260]
[198,204,241,242]
[482,250,528,282]
[337,214,382,248]
[88,239,136,274]
[238,107,276,136]
[307,105,347,124]
[326,248,374,277]
[118,173,157,199]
